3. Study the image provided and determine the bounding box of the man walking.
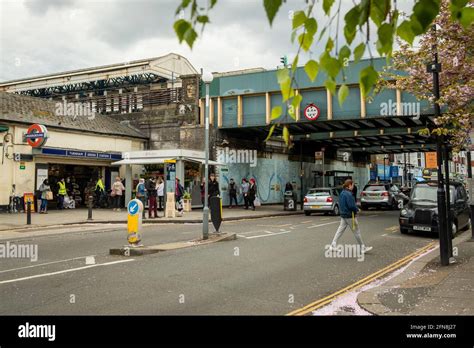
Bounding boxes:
[228,178,238,208]
[136,178,147,219]
[175,178,185,216]
[330,179,372,253]
[146,177,158,218]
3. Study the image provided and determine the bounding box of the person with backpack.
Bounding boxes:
[175,178,185,216]
[136,178,147,219]
[146,177,158,218]
[228,178,238,208]
[329,179,372,253]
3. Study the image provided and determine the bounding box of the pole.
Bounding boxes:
[404,153,407,187]
[87,195,93,221]
[202,82,210,240]
[444,144,453,257]
[430,25,449,266]
[466,150,474,239]
[26,201,31,225]
[300,142,304,210]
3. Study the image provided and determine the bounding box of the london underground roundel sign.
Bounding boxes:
[25,124,48,148]
[304,103,320,121]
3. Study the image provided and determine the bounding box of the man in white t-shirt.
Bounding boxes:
[157,179,165,211]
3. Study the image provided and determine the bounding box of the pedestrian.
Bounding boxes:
[157,178,164,211]
[200,177,205,205]
[146,177,158,218]
[228,178,238,208]
[111,176,125,212]
[285,182,293,192]
[241,178,249,209]
[95,175,106,208]
[352,182,358,202]
[175,178,185,216]
[136,178,147,219]
[329,179,372,253]
[208,174,220,198]
[248,178,257,211]
[57,178,67,210]
[39,179,51,214]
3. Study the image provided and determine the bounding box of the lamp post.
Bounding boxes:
[384,154,389,181]
[202,71,213,240]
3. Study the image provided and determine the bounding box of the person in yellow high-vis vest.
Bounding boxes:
[57,178,67,210]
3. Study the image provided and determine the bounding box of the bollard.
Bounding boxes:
[87,195,93,221]
[26,201,31,225]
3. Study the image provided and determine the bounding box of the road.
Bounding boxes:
[0,210,438,315]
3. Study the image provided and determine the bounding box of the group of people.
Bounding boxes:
[225,177,258,210]
[135,176,167,218]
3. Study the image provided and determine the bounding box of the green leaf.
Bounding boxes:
[320,52,341,79]
[298,32,314,51]
[263,0,283,26]
[411,0,440,34]
[271,106,282,120]
[344,6,360,44]
[197,15,210,24]
[264,124,276,142]
[323,0,335,15]
[282,126,290,146]
[325,37,334,52]
[370,0,390,27]
[276,68,289,83]
[376,23,394,56]
[324,78,336,95]
[291,30,297,43]
[338,45,351,63]
[397,20,415,44]
[460,7,474,27]
[183,26,198,48]
[174,19,191,43]
[359,65,379,97]
[338,84,349,107]
[304,59,319,82]
[280,79,294,101]
[304,17,318,36]
[292,11,306,29]
[318,26,327,40]
[358,0,370,25]
[210,0,217,9]
[353,43,365,63]
[290,94,303,120]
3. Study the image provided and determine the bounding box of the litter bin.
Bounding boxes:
[284,191,297,211]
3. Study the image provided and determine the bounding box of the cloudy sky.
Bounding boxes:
[0,0,414,82]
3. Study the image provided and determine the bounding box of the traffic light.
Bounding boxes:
[280,55,288,67]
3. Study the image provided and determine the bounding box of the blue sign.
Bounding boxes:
[39,147,122,160]
[128,200,139,216]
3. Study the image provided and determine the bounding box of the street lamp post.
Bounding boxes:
[428,25,450,266]
[202,71,213,240]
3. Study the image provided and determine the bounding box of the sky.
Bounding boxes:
[0,0,415,82]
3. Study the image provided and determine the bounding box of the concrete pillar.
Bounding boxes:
[326,89,332,120]
[265,92,271,124]
[217,97,222,127]
[237,95,243,126]
[125,164,132,204]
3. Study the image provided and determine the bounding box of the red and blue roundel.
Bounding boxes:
[304,103,320,121]
[25,124,48,148]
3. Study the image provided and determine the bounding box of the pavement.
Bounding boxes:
[357,230,474,315]
[0,204,303,232]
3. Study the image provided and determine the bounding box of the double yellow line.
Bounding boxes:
[287,241,437,316]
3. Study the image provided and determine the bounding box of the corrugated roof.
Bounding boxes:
[0,92,147,139]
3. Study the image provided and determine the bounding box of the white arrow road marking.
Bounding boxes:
[0,259,135,285]
[0,255,97,274]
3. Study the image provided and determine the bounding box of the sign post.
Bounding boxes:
[127,199,144,246]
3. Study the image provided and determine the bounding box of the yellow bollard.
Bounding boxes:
[127,199,144,246]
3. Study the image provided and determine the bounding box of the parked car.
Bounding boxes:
[360,183,402,210]
[399,181,471,236]
[303,187,340,216]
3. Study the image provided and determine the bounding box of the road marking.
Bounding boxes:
[306,221,340,229]
[257,224,292,228]
[381,233,388,236]
[300,221,312,224]
[0,255,97,274]
[286,241,437,316]
[263,230,274,234]
[385,225,399,231]
[246,231,292,239]
[0,259,135,285]
[321,218,331,221]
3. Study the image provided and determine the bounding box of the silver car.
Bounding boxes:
[304,187,340,216]
[360,183,400,210]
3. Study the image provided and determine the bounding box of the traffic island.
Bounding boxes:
[109,232,237,257]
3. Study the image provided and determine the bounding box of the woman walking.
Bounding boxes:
[111,176,125,212]
[39,179,51,214]
[248,178,257,211]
